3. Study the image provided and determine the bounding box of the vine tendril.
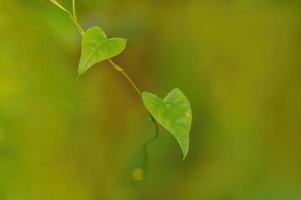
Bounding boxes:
[142,116,159,172]
[50,0,160,176]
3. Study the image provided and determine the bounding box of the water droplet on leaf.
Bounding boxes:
[186,112,191,118]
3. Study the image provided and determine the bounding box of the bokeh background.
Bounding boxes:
[1,0,301,199]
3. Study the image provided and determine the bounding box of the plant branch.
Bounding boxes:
[72,0,77,20]
[51,0,160,173]
[108,59,142,97]
[142,116,159,171]
[71,16,85,36]
[107,60,159,169]
[108,61,159,173]
[50,0,70,13]
[50,0,84,35]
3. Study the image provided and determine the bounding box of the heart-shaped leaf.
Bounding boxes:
[78,26,127,77]
[142,88,192,159]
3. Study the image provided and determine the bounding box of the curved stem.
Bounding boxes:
[142,116,159,171]
[108,59,160,171]
[108,60,160,171]
[51,0,159,172]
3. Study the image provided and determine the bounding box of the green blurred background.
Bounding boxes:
[1,0,301,199]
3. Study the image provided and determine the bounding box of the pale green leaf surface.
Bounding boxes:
[78,26,127,76]
[142,88,192,159]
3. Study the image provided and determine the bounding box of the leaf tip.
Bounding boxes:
[182,149,189,160]
[181,143,189,160]
[77,71,83,80]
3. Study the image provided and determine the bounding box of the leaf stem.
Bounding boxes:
[108,59,142,97]
[50,0,84,35]
[72,0,77,21]
[142,116,159,171]
[107,61,159,172]
[71,16,84,36]
[50,0,159,173]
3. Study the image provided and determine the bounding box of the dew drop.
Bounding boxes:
[186,112,191,118]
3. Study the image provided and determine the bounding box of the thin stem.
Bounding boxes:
[70,16,84,36]
[51,0,159,173]
[108,59,142,97]
[72,0,77,20]
[50,0,84,35]
[142,116,159,171]
[108,59,159,172]
[50,0,70,13]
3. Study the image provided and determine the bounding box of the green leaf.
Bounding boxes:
[78,26,127,77]
[142,88,192,159]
